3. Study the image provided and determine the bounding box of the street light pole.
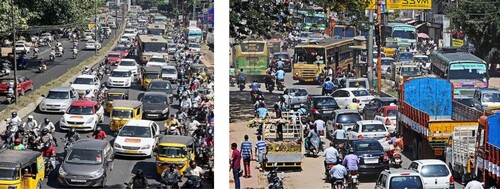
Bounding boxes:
[11,0,17,105]
[95,0,98,55]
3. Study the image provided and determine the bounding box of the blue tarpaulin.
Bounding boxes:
[488,113,500,148]
[404,78,453,118]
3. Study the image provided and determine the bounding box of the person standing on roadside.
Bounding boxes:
[230,143,242,189]
[241,135,253,178]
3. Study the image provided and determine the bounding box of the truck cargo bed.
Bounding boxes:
[265,153,303,168]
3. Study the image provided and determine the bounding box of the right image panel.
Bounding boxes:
[228,0,477,188]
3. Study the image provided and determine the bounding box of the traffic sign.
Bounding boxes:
[387,0,432,10]
[366,0,377,10]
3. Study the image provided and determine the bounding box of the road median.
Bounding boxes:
[0,23,125,133]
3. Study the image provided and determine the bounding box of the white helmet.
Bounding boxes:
[170,126,177,131]
[28,115,34,119]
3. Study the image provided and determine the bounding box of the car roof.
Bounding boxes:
[72,139,108,150]
[357,120,384,125]
[76,75,96,79]
[310,95,334,99]
[108,51,121,55]
[49,86,73,92]
[342,88,369,91]
[413,159,447,165]
[478,88,500,93]
[112,100,142,108]
[375,97,397,101]
[120,58,136,62]
[112,69,131,72]
[144,91,168,97]
[159,135,194,145]
[124,120,154,127]
[161,65,176,69]
[151,55,164,59]
[381,57,394,60]
[382,169,421,176]
[334,109,359,114]
[71,100,98,106]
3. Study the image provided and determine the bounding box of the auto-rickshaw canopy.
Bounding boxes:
[0,149,41,168]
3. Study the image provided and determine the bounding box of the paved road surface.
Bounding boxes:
[229,70,465,188]
[0,29,118,111]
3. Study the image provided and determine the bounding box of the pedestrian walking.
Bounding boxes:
[255,135,267,171]
[241,135,253,178]
[230,143,242,189]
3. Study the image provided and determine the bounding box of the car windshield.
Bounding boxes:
[144,73,160,79]
[158,146,188,158]
[189,44,200,48]
[414,56,428,63]
[66,149,103,164]
[119,61,135,66]
[354,141,383,152]
[162,68,176,74]
[142,95,167,104]
[168,44,176,48]
[0,79,15,84]
[118,126,151,138]
[112,109,133,118]
[73,78,94,85]
[149,82,171,90]
[87,40,96,44]
[47,91,69,99]
[67,106,93,115]
[143,43,167,52]
[389,176,423,189]
[482,92,500,103]
[149,58,165,62]
[113,47,128,52]
[273,54,290,59]
[362,124,386,132]
[336,113,362,124]
[314,98,337,106]
[0,167,18,180]
[385,42,398,48]
[352,90,370,97]
[381,59,393,65]
[420,164,450,177]
[108,54,120,58]
[107,94,125,100]
[400,67,420,76]
[387,110,398,117]
[111,71,131,77]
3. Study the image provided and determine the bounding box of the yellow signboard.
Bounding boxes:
[367,0,377,10]
[452,39,464,47]
[387,0,432,10]
[88,22,95,29]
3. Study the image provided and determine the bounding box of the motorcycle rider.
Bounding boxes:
[82,66,91,74]
[49,48,56,60]
[275,68,285,88]
[167,126,181,135]
[7,112,22,126]
[5,121,19,148]
[255,104,269,119]
[165,115,181,133]
[347,98,361,112]
[91,126,106,140]
[264,68,275,90]
[322,77,335,95]
[83,89,94,99]
[39,118,58,146]
[161,164,181,188]
[329,162,348,186]
[187,117,201,136]
[305,126,320,155]
[275,59,285,70]
[128,169,149,189]
[323,142,340,176]
[342,148,359,175]
[250,79,261,93]
[297,104,308,116]
[182,161,205,188]
[237,69,247,86]
[40,142,56,170]
[333,124,347,141]
[64,128,80,142]
[72,46,78,58]
[12,138,26,151]
[180,96,192,113]
[33,47,40,57]
[35,128,54,148]
[38,59,47,71]
[20,115,37,141]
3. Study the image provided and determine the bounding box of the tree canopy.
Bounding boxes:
[230,0,370,42]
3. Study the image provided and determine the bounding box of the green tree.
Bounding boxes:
[230,0,370,41]
[446,0,500,59]
[0,1,32,32]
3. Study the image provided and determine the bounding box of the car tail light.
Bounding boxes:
[385,118,392,125]
[449,175,454,183]
[313,109,319,114]
[357,135,364,139]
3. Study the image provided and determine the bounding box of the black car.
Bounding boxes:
[340,139,389,175]
[140,92,170,120]
[308,95,340,120]
[362,97,397,119]
[147,80,174,102]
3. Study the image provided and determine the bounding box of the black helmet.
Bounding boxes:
[136,169,144,176]
[253,79,257,83]
[352,98,358,103]
[44,118,50,123]
[349,148,355,154]
[41,128,49,135]
[11,112,17,117]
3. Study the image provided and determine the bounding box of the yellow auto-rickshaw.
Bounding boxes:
[109,100,142,131]
[0,150,45,189]
[188,64,207,79]
[141,67,162,89]
[105,89,129,113]
[155,136,195,176]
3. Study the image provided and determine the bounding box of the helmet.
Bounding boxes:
[11,112,17,117]
[352,98,358,103]
[41,128,49,135]
[44,118,50,123]
[15,138,22,144]
[349,148,355,154]
[86,89,91,94]
[136,169,144,176]
[170,126,177,131]
[253,79,257,83]
[28,115,33,120]
[96,126,102,131]
[69,128,76,133]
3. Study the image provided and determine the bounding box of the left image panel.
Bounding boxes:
[0,1,214,189]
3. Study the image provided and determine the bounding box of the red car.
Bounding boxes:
[271,52,292,72]
[106,51,123,65]
[0,76,33,95]
[112,46,130,58]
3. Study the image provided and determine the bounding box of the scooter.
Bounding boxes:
[38,64,46,73]
[347,170,358,189]
[44,157,55,177]
[266,169,285,189]
[49,52,55,61]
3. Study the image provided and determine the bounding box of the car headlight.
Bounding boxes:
[61,104,67,107]
[60,117,66,123]
[90,168,104,179]
[114,143,122,148]
[108,79,112,83]
[162,108,169,114]
[59,167,67,176]
[85,117,95,124]
[140,144,151,150]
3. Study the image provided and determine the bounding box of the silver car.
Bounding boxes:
[39,87,78,113]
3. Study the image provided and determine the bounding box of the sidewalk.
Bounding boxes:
[229,121,266,189]
[201,44,214,75]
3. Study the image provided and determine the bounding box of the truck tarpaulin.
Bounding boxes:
[488,113,500,148]
[403,78,453,119]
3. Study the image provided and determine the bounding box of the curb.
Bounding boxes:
[0,24,125,134]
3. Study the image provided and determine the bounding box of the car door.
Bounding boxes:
[151,122,160,144]
[332,90,349,108]
[21,76,31,90]
[473,90,483,110]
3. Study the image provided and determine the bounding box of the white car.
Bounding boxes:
[376,169,424,189]
[107,69,133,88]
[39,87,78,113]
[145,56,167,68]
[346,120,389,140]
[83,32,94,41]
[161,65,178,82]
[123,29,137,38]
[85,40,102,50]
[70,75,101,96]
[14,42,30,54]
[188,43,201,53]
[59,100,104,131]
[373,106,397,133]
[167,43,177,54]
[117,59,139,75]
[332,88,375,110]
[120,35,131,43]
[113,120,161,157]
[408,159,454,189]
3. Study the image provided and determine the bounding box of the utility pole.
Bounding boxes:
[11,0,17,105]
[95,0,98,55]
[376,0,382,94]
[192,0,196,20]
[367,10,374,91]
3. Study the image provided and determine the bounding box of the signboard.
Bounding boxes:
[452,38,464,47]
[88,22,95,29]
[387,0,432,10]
[367,0,377,10]
[189,20,197,27]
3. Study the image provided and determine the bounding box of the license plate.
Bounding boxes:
[124,150,138,154]
[323,111,332,114]
[364,158,379,164]
[71,125,79,127]
[305,79,313,82]
[71,179,86,183]
[147,114,158,117]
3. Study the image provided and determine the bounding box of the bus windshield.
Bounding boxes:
[240,43,265,53]
[143,43,167,52]
[294,47,325,64]
[449,63,487,80]
[392,30,416,40]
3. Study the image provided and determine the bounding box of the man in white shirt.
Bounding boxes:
[323,143,339,175]
[314,118,325,136]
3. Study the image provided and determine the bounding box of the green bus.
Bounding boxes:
[233,40,269,81]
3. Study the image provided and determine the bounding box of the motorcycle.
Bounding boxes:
[33,49,39,59]
[266,169,285,189]
[38,64,47,73]
[238,81,245,91]
[182,175,202,188]
[61,138,75,155]
[230,76,236,87]
[389,149,403,168]
[332,178,344,189]
[72,49,78,59]
[347,170,358,189]
[5,84,15,104]
[277,79,285,91]
[49,52,55,61]
[325,163,335,182]
[44,157,55,177]
[266,80,275,93]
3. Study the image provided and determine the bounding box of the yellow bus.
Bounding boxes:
[137,35,169,64]
[147,24,166,36]
[292,37,354,82]
[233,40,270,81]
